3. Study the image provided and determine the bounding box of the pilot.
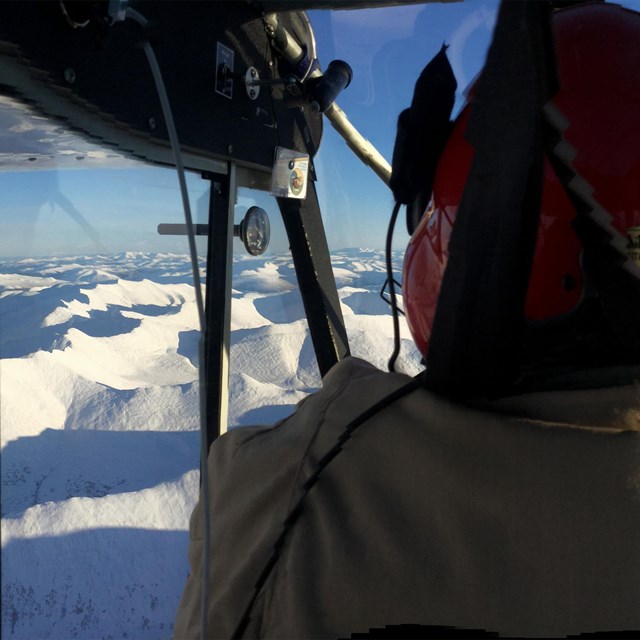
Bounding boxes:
[174,3,639,638]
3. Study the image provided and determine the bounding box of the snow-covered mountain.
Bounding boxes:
[1,250,421,639]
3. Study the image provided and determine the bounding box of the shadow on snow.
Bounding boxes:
[0,282,182,358]
[1,528,189,639]
[1,429,198,518]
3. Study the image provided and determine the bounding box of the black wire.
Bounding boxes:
[386,200,403,372]
[125,8,210,640]
[230,369,426,639]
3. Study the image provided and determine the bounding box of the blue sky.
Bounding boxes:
[311,0,499,250]
[0,0,504,257]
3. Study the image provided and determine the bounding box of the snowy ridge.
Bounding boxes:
[1,250,421,638]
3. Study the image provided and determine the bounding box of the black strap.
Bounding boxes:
[424,0,558,398]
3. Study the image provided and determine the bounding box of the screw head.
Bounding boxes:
[227,144,234,154]
[64,68,76,84]
[148,117,157,130]
[249,89,257,99]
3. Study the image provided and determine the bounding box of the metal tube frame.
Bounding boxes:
[201,163,349,448]
[203,163,236,449]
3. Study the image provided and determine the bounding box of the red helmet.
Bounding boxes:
[403,2,640,359]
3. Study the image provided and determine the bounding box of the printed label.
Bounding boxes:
[271,147,309,200]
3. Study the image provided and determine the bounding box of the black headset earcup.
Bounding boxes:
[389,44,457,235]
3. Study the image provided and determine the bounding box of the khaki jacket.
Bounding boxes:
[174,357,640,639]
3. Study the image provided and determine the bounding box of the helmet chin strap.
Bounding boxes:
[532,101,640,374]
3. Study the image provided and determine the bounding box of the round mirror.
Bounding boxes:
[235,206,270,256]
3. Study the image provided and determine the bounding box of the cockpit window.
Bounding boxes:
[1,3,503,637]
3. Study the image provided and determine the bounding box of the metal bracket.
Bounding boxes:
[245,67,260,100]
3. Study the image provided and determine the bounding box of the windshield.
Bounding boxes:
[1,3,499,637]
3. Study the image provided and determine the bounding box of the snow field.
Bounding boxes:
[1,250,421,638]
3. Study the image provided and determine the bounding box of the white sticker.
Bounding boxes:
[271,147,309,200]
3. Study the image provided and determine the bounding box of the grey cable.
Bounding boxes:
[125,8,211,640]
